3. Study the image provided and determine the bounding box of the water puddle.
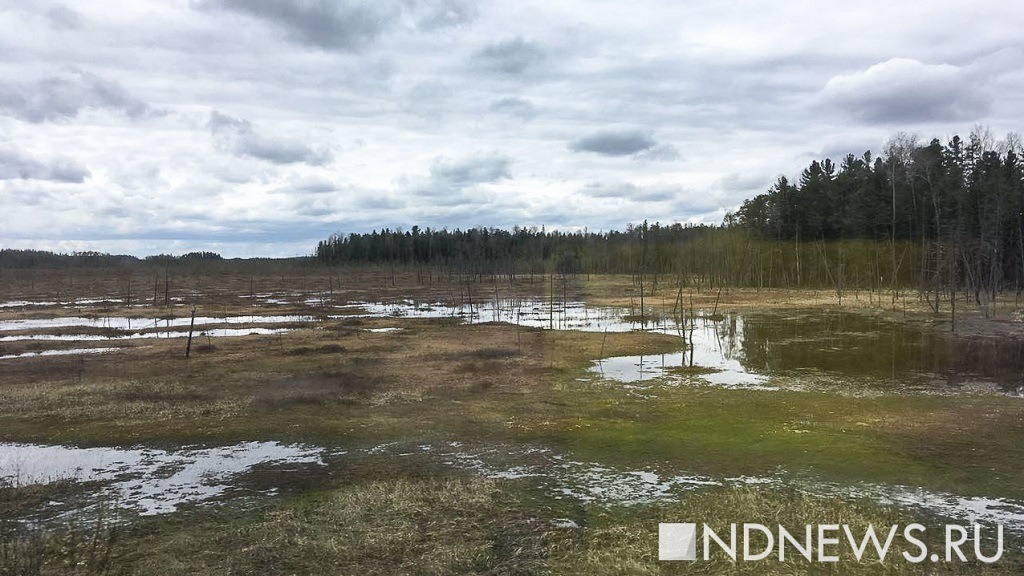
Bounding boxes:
[590,315,771,389]
[0,314,312,343]
[369,440,1024,532]
[806,480,1024,532]
[346,299,1024,393]
[0,327,291,343]
[0,441,324,515]
[6,437,1023,533]
[347,299,636,332]
[0,347,121,360]
[0,298,132,309]
[738,311,1024,392]
[0,300,60,309]
[0,314,314,332]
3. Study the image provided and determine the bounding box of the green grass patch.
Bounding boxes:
[541,385,1024,500]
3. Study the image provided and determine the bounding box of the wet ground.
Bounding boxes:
[3,293,1021,394]
[3,290,1024,534]
[5,436,1024,534]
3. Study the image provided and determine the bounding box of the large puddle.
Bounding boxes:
[0,441,325,515]
[0,299,121,309]
[5,439,1022,533]
[0,347,122,360]
[348,299,632,332]
[0,314,314,333]
[5,297,1021,393]
[368,440,1024,532]
[0,314,312,346]
[344,299,1024,394]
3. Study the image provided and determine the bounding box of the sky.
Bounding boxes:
[1,1,1022,258]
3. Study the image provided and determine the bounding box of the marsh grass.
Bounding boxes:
[1,484,120,576]
[4,272,1024,573]
[253,368,383,410]
[126,476,549,576]
[283,343,345,356]
[100,478,1024,575]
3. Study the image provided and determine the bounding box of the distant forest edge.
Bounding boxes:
[316,130,1024,298]
[0,250,284,269]
[5,129,1024,300]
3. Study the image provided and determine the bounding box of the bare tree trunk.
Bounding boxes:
[185,306,197,358]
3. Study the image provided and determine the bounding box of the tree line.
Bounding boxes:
[315,128,1024,304]
[8,127,1022,303]
[314,224,711,275]
[730,128,1024,303]
[0,249,228,269]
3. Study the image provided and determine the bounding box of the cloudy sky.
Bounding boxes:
[1,1,1022,257]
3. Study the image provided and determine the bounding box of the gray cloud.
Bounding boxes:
[719,173,771,193]
[429,154,511,186]
[359,193,403,210]
[292,177,337,194]
[408,154,511,205]
[579,182,678,202]
[474,37,545,74]
[489,96,537,119]
[0,148,90,183]
[634,143,681,162]
[407,0,478,30]
[402,81,453,117]
[198,0,401,51]
[3,1,1023,257]
[2,186,57,207]
[820,58,991,124]
[46,4,83,30]
[0,70,150,123]
[569,129,657,156]
[208,110,333,166]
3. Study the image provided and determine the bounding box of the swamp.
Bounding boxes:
[1,266,1023,575]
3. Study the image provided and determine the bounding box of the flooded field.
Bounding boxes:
[2,273,1024,573]
[5,436,1024,535]
[347,298,1024,394]
[4,290,1021,395]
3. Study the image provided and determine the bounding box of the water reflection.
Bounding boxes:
[738,311,1024,391]
[593,315,770,388]
[596,310,1024,393]
[0,441,324,515]
[343,299,1024,392]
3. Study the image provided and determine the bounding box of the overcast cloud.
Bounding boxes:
[0,0,1022,257]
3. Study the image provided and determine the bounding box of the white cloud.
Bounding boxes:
[207,110,333,166]
[0,148,90,183]
[0,1,1021,256]
[0,69,151,123]
[820,58,991,123]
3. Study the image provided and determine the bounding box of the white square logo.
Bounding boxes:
[659,523,697,561]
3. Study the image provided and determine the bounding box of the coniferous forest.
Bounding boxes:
[4,129,1022,305]
[315,129,1024,303]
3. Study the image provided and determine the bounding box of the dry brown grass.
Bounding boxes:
[0,305,681,444]
[82,479,1023,575]
[123,476,549,576]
